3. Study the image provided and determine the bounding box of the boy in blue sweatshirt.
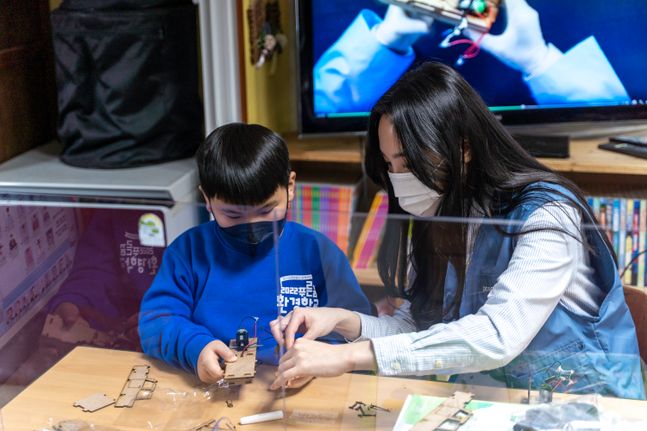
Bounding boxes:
[138,123,371,384]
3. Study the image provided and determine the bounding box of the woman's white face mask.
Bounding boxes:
[388,171,442,217]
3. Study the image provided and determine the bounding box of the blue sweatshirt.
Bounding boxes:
[138,220,371,373]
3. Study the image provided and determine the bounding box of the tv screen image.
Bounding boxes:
[297,0,647,134]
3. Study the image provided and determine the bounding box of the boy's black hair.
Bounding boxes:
[196,123,290,205]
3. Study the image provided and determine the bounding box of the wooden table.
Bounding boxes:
[2,347,646,430]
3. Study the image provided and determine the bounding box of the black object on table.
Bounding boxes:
[599,142,647,160]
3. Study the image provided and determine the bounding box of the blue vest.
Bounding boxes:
[446,183,645,399]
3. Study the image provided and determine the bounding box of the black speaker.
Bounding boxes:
[51,2,203,168]
[513,134,570,158]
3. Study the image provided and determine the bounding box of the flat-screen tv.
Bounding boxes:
[296,0,647,136]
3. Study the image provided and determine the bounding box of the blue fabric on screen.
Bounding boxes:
[525,36,629,105]
[314,9,414,115]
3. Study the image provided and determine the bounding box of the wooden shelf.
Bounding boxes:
[286,133,363,164]
[287,135,647,176]
[537,139,647,175]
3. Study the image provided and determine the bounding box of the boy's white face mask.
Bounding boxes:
[388,171,442,217]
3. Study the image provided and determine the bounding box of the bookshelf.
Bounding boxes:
[286,134,647,287]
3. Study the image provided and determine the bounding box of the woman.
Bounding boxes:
[270,62,644,399]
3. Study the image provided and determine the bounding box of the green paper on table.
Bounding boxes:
[393,394,530,431]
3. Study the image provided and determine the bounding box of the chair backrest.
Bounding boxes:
[624,285,647,363]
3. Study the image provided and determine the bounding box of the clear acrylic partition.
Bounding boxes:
[271,200,647,430]
[0,193,646,430]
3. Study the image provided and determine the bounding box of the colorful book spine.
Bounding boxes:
[352,192,388,269]
[623,200,634,285]
[639,199,646,288]
[592,197,600,221]
[334,188,345,251]
[605,200,613,244]
[302,185,312,228]
[632,200,641,286]
[288,182,358,254]
[319,186,328,240]
[599,198,608,241]
[612,199,621,267]
[311,186,320,237]
[619,198,626,274]
[367,194,389,268]
[586,195,647,287]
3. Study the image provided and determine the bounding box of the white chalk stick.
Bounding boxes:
[239,410,284,425]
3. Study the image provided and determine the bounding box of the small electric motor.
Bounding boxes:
[236,328,249,349]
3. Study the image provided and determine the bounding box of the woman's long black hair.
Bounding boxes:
[364,62,610,329]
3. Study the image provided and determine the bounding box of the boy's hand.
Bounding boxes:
[54,302,82,328]
[197,340,237,383]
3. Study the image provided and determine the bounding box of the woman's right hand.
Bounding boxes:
[269,307,360,349]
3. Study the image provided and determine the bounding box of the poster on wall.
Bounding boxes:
[0,205,78,347]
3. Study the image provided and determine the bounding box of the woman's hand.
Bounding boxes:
[269,339,376,390]
[375,5,433,53]
[269,307,361,349]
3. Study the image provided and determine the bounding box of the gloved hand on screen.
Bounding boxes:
[467,0,561,77]
[373,5,433,53]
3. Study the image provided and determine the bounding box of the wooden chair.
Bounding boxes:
[624,285,647,364]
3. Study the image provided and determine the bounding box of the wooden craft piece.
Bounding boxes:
[191,419,215,431]
[53,419,90,431]
[115,365,157,408]
[411,391,474,431]
[190,418,236,431]
[73,392,115,412]
[224,337,258,385]
[52,420,121,431]
[42,313,111,346]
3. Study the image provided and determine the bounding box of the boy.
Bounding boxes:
[138,123,371,384]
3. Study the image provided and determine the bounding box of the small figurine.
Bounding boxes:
[247,0,287,72]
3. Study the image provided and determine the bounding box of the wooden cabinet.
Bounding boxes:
[0,0,57,163]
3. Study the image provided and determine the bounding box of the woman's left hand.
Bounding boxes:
[269,339,375,390]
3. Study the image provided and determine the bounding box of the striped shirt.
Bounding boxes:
[356,203,605,376]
